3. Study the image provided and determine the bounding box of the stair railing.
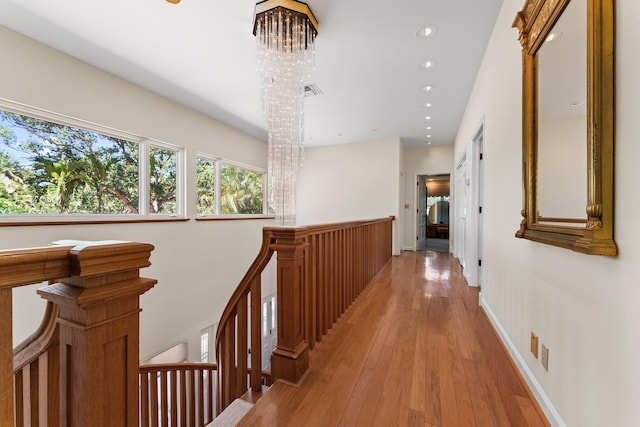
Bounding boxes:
[215,217,393,414]
[139,362,218,427]
[2,241,156,427]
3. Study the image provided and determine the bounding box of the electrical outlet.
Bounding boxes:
[541,344,549,371]
[530,332,539,358]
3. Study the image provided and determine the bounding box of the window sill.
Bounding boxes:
[196,215,276,222]
[0,216,189,227]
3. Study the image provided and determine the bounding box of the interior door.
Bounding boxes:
[455,159,467,267]
[417,175,427,250]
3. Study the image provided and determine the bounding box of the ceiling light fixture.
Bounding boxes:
[424,103,432,108]
[420,60,436,69]
[416,26,437,38]
[425,116,432,120]
[254,0,318,225]
[426,126,432,130]
[422,84,435,92]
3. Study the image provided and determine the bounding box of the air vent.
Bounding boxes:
[304,84,323,97]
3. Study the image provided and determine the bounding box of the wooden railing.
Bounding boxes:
[1,241,156,427]
[13,301,60,427]
[139,363,218,427]
[215,217,393,414]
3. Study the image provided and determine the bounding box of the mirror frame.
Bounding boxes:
[512,0,617,255]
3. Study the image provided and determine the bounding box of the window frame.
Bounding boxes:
[196,153,269,219]
[0,98,186,224]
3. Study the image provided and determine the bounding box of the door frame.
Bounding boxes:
[453,118,485,287]
[413,171,451,251]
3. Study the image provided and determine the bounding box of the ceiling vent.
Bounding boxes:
[304,84,323,97]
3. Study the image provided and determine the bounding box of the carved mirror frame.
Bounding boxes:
[513,0,617,255]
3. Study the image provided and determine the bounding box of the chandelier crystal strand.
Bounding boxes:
[255,4,316,225]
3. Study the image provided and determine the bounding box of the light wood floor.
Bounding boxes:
[238,251,549,427]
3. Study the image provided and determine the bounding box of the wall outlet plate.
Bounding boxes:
[541,344,549,371]
[530,332,539,358]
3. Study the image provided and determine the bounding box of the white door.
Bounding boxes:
[464,123,484,287]
[455,158,467,267]
[416,175,428,250]
[475,131,484,287]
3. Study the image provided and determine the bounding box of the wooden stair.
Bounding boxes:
[207,399,253,427]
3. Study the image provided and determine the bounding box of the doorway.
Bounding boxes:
[452,120,484,287]
[416,174,450,252]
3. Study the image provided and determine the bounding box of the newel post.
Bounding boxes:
[269,228,309,384]
[38,241,156,427]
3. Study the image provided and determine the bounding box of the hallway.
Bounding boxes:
[238,251,548,426]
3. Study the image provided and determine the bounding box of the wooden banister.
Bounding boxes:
[215,228,274,412]
[214,217,393,415]
[2,240,156,427]
[1,245,73,427]
[139,363,218,427]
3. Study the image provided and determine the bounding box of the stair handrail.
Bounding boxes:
[214,227,276,412]
[214,217,394,415]
[2,240,156,427]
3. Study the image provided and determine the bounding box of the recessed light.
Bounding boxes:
[422,85,435,92]
[426,126,432,130]
[426,134,432,138]
[427,141,432,145]
[425,116,432,120]
[424,103,432,108]
[420,60,436,69]
[416,26,437,38]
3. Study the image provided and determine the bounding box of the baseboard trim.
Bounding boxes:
[479,293,566,427]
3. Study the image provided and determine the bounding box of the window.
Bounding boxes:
[200,332,209,363]
[0,101,184,220]
[196,157,216,215]
[220,162,264,214]
[196,155,265,216]
[200,322,217,363]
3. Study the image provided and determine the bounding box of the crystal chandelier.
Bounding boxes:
[253,0,318,225]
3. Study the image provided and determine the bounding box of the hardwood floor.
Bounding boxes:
[238,251,549,427]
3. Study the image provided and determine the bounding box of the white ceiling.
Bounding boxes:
[0,0,503,148]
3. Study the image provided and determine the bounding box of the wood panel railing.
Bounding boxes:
[13,301,61,427]
[215,217,393,414]
[1,241,156,427]
[139,363,217,427]
[302,218,394,350]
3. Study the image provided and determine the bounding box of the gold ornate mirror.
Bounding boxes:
[513,0,617,255]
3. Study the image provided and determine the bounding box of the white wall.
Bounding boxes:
[453,2,640,426]
[401,145,454,250]
[296,138,402,255]
[0,25,275,362]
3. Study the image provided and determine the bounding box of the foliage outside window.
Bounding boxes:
[196,155,265,216]
[0,103,183,220]
[221,162,264,214]
[196,157,216,215]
